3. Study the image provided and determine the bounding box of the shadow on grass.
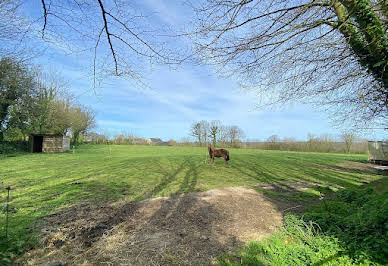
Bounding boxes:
[231,154,381,193]
[134,157,201,200]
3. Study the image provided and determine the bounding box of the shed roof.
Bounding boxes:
[30,133,64,137]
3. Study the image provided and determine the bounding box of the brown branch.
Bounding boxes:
[41,0,48,38]
[93,27,104,90]
[97,0,118,75]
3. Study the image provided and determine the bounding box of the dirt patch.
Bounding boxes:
[338,161,377,170]
[315,161,379,176]
[255,181,343,195]
[20,187,294,266]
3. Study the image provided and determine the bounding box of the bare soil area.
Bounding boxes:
[20,187,297,266]
[316,161,379,176]
[255,180,343,195]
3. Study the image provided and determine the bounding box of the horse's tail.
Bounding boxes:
[226,152,230,161]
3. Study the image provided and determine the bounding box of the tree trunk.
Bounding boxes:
[73,132,79,146]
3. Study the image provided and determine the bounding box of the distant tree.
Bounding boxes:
[218,125,229,145]
[341,132,356,153]
[114,134,125,145]
[228,125,245,146]
[70,105,96,145]
[307,133,317,151]
[199,120,209,145]
[167,139,177,146]
[190,122,202,145]
[85,132,107,144]
[46,99,72,135]
[28,85,56,134]
[267,135,280,143]
[210,120,221,147]
[266,134,280,150]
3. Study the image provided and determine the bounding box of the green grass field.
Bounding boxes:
[0,145,384,264]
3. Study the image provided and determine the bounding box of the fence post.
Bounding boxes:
[5,186,11,239]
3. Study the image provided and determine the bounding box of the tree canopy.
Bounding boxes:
[191,0,388,128]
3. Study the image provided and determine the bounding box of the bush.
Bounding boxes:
[168,140,177,146]
[304,186,388,264]
[0,141,28,154]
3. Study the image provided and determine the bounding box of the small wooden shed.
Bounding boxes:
[368,141,388,165]
[30,134,70,153]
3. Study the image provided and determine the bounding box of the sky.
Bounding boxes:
[14,0,386,141]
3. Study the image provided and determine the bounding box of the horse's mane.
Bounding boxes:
[208,144,214,152]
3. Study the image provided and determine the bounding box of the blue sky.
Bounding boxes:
[18,0,386,141]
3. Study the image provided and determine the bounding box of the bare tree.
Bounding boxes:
[0,1,38,57]
[266,134,280,150]
[218,125,229,145]
[1,0,184,85]
[267,135,280,143]
[307,133,317,151]
[190,121,202,145]
[341,132,355,153]
[199,120,209,145]
[191,0,388,128]
[228,125,245,146]
[210,120,221,147]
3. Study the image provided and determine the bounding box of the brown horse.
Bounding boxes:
[208,144,230,165]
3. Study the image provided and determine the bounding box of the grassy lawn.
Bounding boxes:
[0,144,382,263]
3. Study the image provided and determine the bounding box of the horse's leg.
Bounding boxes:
[224,155,228,166]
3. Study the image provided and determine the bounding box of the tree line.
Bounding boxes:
[247,133,367,154]
[82,129,367,154]
[0,57,95,150]
[190,120,245,147]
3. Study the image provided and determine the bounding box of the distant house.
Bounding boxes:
[30,134,70,153]
[148,138,163,145]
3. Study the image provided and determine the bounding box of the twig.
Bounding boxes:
[135,246,145,261]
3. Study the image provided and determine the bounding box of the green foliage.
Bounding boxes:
[0,57,36,141]
[304,183,388,264]
[219,179,388,265]
[0,141,27,154]
[218,214,352,265]
[0,237,29,266]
